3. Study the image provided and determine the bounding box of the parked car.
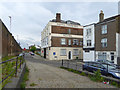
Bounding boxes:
[29,52,34,56]
[96,59,120,69]
[83,61,120,79]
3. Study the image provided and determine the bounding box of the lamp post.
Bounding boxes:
[8,16,12,55]
[8,16,11,32]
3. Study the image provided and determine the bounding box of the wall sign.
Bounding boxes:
[53,52,56,55]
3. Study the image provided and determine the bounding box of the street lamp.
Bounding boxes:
[8,16,11,32]
[8,16,12,55]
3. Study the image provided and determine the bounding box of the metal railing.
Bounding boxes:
[0,54,25,84]
[61,59,120,77]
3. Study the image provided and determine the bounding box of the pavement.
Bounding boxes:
[25,53,116,88]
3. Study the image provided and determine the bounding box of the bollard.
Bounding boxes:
[62,60,63,66]
[76,63,77,70]
[67,60,69,68]
[20,56,21,69]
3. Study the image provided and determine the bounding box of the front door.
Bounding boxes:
[68,51,72,59]
[44,48,46,58]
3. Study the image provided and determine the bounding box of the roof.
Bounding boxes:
[83,23,96,27]
[97,14,120,24]
[50,19,81,25]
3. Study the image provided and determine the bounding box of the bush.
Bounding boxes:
[89,69,104,82]
[80,72,86,76]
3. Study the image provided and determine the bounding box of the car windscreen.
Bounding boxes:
[102,64,116,70]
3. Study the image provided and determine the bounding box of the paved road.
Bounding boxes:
[25,54,116,88]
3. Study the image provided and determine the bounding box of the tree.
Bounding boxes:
[30,46,36,53]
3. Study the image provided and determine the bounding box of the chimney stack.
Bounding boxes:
[56,13,61,22]
[99,10,104,22]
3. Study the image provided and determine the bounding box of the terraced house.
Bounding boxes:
[41,13,83,60]
[95,11,120,64]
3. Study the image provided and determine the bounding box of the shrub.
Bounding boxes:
[80,72,86,76]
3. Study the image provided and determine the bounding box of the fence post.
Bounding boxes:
[20,56,21,69]
[76,63,77,70]
[107,63,108,73]
[23,54,25,61]
[62,59,63,66]
[15,57,18,77]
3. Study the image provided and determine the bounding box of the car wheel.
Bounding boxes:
[108,74,113,78]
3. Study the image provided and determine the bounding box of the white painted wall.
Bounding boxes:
[83,51,95,62]
[83,24,95,48]
[116,33,120,57]
[0,19,2,60]
[83,24,95,62]
[96,51,117,64]
[48,47,83,60]
[116,33,120,64]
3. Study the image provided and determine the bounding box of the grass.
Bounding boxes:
[30,83,37,86]
[2,55,24,88]
[60,66,120,88]
[20,66,29,88]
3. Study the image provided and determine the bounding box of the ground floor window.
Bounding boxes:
[111,52,114,62]
[60,49,66,56]
[73,49,79,56]
[98,52,107,60]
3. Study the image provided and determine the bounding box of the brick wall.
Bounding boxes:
[51,26,83,35]
[1,20,22,58]
[51,37,83,47]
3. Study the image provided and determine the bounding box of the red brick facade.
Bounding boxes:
[52,26,83,35]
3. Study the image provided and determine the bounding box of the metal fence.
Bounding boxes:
[61,59,120,77]
[0,54,25,84]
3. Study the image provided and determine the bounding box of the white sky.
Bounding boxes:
[0,0,119,49]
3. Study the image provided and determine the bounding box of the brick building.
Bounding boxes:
[0,19,22,59]
[41,13,83,60]
[95,11,120,64]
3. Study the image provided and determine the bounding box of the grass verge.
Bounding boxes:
[60,66,120,88]
[20,66,29,88]
[2,55,24,88]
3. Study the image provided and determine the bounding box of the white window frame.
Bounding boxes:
[68,29,71,34]
[102,25,107,34]
[61,38,66,45]
[86,28,91,35]
[87,40,91,46]
[73,49,79,56]
[68,39,71,45]
[101,38,107,48]
[73,39,79,45]
[60,49,67,56]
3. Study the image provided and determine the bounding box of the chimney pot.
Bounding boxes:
[56,13,61,22]
[99,10,104,22]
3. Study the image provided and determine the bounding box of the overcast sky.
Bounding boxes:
[0,1,119,49]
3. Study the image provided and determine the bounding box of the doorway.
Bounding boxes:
[44,48,46,58]
[68,51,72,59]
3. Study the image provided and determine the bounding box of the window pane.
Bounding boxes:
[68,39,71,45]
[60,49,66,56]
[73,49,79,56]
[73,39,78,45]
[61,38,66,45]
